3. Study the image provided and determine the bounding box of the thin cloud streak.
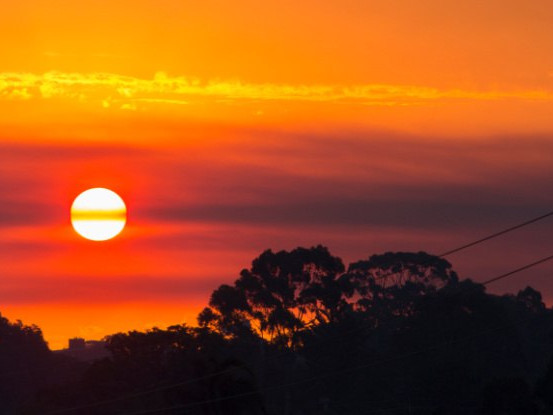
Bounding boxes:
[1,134,553,231]
[1,71,552,108]
[0,275,223,304]
[1,131,552,311]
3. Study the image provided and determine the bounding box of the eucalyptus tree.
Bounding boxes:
[198,245,351,346]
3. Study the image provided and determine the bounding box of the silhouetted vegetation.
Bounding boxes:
[0,314,85,414]
[3,246,553,414]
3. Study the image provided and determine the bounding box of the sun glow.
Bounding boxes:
[71,188,126,241]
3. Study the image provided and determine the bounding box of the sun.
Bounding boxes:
[71,188,127,241]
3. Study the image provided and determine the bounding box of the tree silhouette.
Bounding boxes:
[7,247,553,415]
[0,313,53,413]
[480,377,538,414]
[199,245,349,346]
[346,252,458,324]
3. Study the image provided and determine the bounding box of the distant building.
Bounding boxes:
[55,338,110,362]
[68,337,86,350]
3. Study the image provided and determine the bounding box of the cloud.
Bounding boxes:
[2,133,553,233]
[134,132,553,231]
[145,189,552,231]
[0,71,552,108]
[1,131,552,310]
[0,275,223,304]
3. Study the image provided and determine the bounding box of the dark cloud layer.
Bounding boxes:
[1,130,552,307]
[145,188,552,231]
[0,275,220,304]
[2,131,552,234]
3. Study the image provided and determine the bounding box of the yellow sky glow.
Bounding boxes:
[2,0,553,349]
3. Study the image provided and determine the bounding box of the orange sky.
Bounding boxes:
[1,0,553,349]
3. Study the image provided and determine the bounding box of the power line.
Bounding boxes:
[326,301,542,412]
[113,312,538,415]
[38,214,553,414]
[482,254,553,285]
[32,208,553,413]
[438,209,553,257]
[42,251,553,415]
[369,209,553,284]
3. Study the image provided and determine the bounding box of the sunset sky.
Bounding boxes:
[1,0,553,349]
